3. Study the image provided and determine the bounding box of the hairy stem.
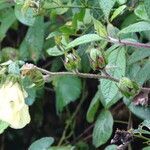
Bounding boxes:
[35,66,150,92]
[35,66,119,82]
[108,37,150,49]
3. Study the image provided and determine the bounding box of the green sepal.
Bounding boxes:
[89,48,107,70]
[22,68,44,88]
[119,77,140,98]
[64,50,81,72]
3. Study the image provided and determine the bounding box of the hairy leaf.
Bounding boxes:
[0,8,16,41]
[99,0,116,20]
[20,17,44,61]
[86,92,100,123]
[66,34,102,50]
[15,4,36,26]
[134,3,149,20]
[54,76,82,113]
[28,137,54,150]
[93,18,107,37]
[110,5,126,21]
[47,46,65,56]
[119,21,150,34]
[93,109,113,147]
[128,48,150,65]
[144,0,150,19]
[124,98,150,120]
[100,47,126,107]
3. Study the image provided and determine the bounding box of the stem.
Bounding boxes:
[58,81,87,146]
[108,37,150,49]
[114,120,128,125]
[43,4,101,10]
[35,66,119,82]
[127,111,132,130]
[35,66,150,92]
[134,134,150,141]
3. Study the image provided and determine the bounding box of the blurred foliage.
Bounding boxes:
[0,0,149,150]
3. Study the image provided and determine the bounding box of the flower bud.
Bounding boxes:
[0,76,30,129]
[90,48,107,70]
[64,51,81,72]
[1,47,19,62]
[118,77,140,98]
[21,63,44,88]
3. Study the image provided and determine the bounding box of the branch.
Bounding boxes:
[109,37,150,49]
[35,66,119,82]
[34,66,150,93]
[43,4,101,10]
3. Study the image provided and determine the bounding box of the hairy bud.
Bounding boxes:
[64,51,81,72]
[90,48,107,70]
[118,77,140,98]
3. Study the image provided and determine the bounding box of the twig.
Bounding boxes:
[35,66,119,82]
[43,4,101,10]
[35,66,150,93]
[114,120,128,125]
[108,37,150,49]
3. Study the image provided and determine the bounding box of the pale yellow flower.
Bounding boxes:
[0,82,31,129]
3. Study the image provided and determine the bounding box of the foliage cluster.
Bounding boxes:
[0,0,150,149]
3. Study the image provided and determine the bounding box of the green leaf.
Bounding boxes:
[50,57,63,72]
[46,31,62,39]
[119,21,150,35]
[143,146,150,150]
[100,47,126,108]
[0,1,13,10]
[77,44,91,73]
[54,76,82,112]
[127,63,141,80]
[48,146,75,150]
[110,5,126,21]
[15,4,36,26]
[43,0,70,15]
[107,24,119,38]
[47,46,65,56]
[0,120,9,134]
[144,0,150,19]
[116,0,127,5]
[8,62,20,75]
[28,137,54,150]
[128,48,150,65]
[86,92,100,123]
[22,77,36,106]
[124,98,150,120]
[134,3,149,20]
[135,61,150,85]
[1,47,19,61]
[20,17,44,61]
[92,109,113,148]
[0,8,16,41]
[66,34,102,50]
[141,120,150,129]
[93,18,107,37]
[105,145,118,150]
[99,0,116,20]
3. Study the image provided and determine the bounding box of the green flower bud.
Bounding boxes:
[1,47,19,62]
[64,51,81,72]
[21,64,44,88]
[90,48,107,70]
[119,77,140,98]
